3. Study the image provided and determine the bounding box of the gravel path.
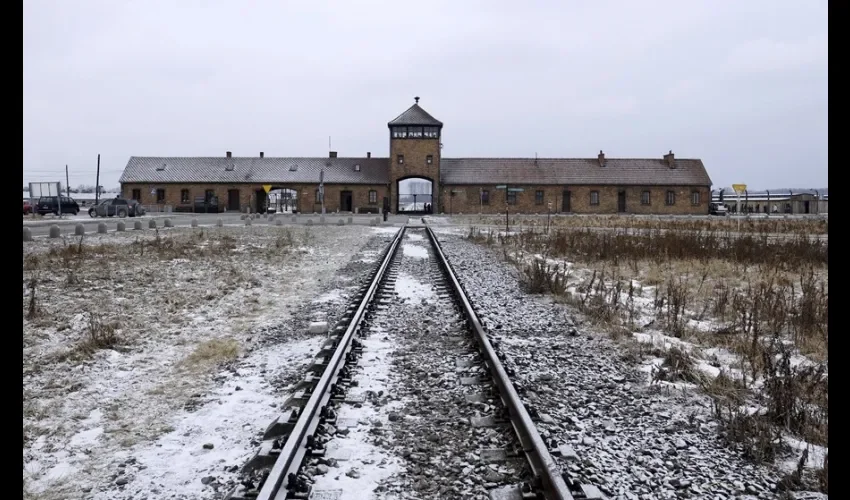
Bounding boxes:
[435,230,788,500]
[310,228,529,499]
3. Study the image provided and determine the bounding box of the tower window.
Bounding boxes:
[424,127,439,138]
[409,127,423,138]
[426,155,433,165]
[393,127,408,138]
[397,155,404,165]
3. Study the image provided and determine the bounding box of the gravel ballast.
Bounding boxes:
[311,229,529,499]
[434,230,789,500]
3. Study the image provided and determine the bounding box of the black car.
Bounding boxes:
[89,198,146,218]
[36,196,80,216]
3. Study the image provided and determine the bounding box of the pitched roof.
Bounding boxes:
[119,157,390,185]
[387,103,443,127]
[440,158,712,186]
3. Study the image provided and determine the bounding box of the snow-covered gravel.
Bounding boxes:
[434,229,807,500]
[308,229,528,499]
[23,225,397,499]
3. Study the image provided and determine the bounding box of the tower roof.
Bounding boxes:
[388,97,443,127]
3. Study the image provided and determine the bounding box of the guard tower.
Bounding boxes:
[387,97,443,214]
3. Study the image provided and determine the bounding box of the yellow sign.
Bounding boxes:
[262,185,272,193]
[732,184,747,193]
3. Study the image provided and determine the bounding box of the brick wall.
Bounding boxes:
[121,183,388,213]
[437,184,711,215]
[389,137,440,213]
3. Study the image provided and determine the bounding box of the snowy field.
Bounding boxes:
[22,225,397,499]
[22,218,828,499]
[437,223,828,498]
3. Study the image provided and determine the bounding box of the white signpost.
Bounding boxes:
[29,181,63,217]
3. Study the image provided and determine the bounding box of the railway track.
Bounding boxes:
[225,225,605,500]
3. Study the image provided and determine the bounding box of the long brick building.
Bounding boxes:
[119,98,713,215]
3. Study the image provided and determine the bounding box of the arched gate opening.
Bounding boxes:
[397,177,434,215]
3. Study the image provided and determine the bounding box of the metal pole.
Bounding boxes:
[320,168,326,215]
[95,154,101,204]
[65,165,70,197]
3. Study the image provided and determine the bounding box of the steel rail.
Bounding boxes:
[425,226,574,500]
[257,226,407,500]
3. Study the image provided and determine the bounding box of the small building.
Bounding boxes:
[119,98,714,215]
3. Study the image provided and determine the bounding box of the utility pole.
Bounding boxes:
[65,164,70,197]
[95,154,101,204]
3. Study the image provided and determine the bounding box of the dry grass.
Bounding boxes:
[466,222,828,489]
[182,338,240,368]
[460,213,828,235]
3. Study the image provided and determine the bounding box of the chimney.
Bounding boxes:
[226,151,232,159]
[329,151,337,158]
[367,152,371,158]
[598,150,605,166]
[664,150,675,168]
[260,152,264,158]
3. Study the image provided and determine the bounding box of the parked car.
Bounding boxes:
[88,198,146,218]
[36,196,80,216]
[23,200,32,215]
[709,203,728,216]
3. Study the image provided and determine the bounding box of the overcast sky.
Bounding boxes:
[23,0,827,190]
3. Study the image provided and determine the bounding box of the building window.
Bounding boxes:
[180,189,190,204]
[156,189,166,203]
[691,191,700,205]
[535,190,544,205]
[393,127,408,139]
[205,189,215,202]
[481,189,490,205]
[369,190,377,204]
[409,126,423,138]
[424,127,439,138]
[666,191,676,205]
[641,191,650,205]
[590,191,599,205]
[315,189,324,203]
[354,164,361,172]
[131,189,141,201]
[507,191,517,205]
[426,155,433,165]
[397,155,404,165]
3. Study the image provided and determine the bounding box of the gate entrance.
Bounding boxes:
[267,188,299,214]
[397,177,434,214]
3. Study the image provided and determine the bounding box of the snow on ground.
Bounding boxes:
[401,242,428,259]
[22,225,395,499]
[311,324,402,497]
